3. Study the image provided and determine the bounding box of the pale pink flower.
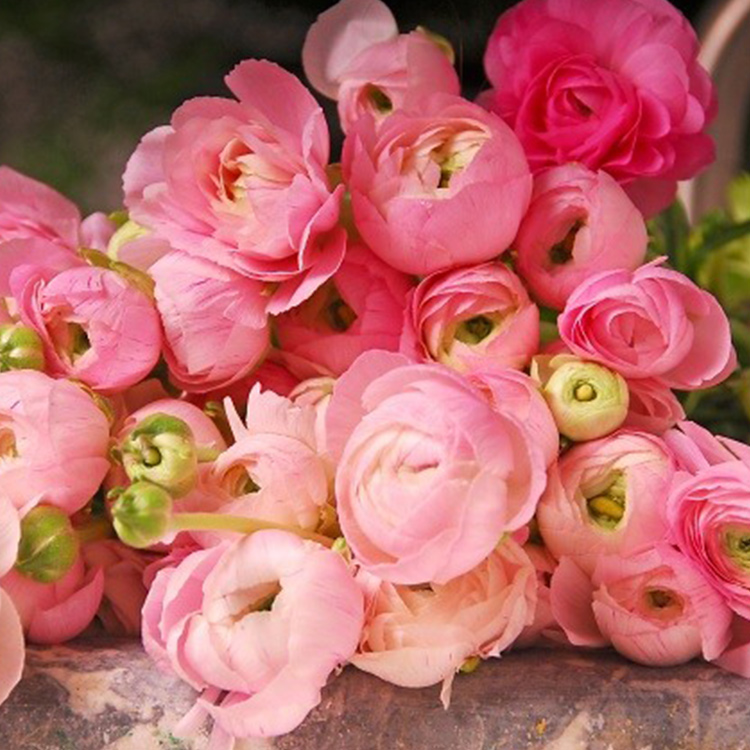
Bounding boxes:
[0,497,20,577]
[353,540,536,700]
[537,430,674,574]
[303,0,459,132]
[1,558,104,644]
[0,371,110,514]
[13,262,162,393]
[328,351,548,584]
[623,378,685,434]
[123,60,347,314]
[515,165,647,310]
[481,0,716,216]
[141,531,364,740]
[150,252,269,393]
[664,420,750,474]
[559,260,736,390]
[275,242,412,378]
[290,376,336,455]
[343,95,532,275]
[401,262,539,374]
[551,547,732,666]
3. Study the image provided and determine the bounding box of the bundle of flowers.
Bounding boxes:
[2,0,750,746]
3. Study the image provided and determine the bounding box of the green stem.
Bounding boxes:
[170,512,334,547]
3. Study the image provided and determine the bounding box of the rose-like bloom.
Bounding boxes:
[480,0,716,216]
[1,557,104,644]
[537,430,674,574]
[515,165,647,310]
[123,60,347,314]
[343,95,532,275]
[327,351,547,584]
[275,243,412,378]
[353,539,536,701]
[401,262,539,374]
[0,496,23,707]
[550,547,732,666]
[207,386,331,533]
[558,260,737,390]
[623,378,685,435]
[141,531,364,740]
[0,166,115,250]
[0,371,110,514]
[12,261,162,393]
[303,0,460,132]
[469,368,559,468]
[667,460,750,619]
[150,252,269,393]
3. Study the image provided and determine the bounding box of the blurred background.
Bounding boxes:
[0,0,715,212]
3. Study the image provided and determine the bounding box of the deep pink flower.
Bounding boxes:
[558,260,736,390]
[343,95,532,275]
[123,60,347,314]
[481,0,716,215]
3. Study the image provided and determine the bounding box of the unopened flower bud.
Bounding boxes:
[106,219,150,260]
[15,506,79,583]
[121,413,198,497]
[537,356,629,441]
[0,323,45,372]
[110,481,173,549]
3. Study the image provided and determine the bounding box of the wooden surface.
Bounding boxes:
[2,638,750,749]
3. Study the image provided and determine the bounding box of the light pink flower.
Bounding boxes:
[123,60,347,314]
[0,497,20,577]
[664,420,750,474]
[401,262,539,373]
[343,95,532,275]
[515,165,647,310]
[558,260,736,390]
[150,252,269,393]
[537,430,674,574]
[290,376,336,455]
[667,460,750,619]
[481,0,716,216]
[12,262,162,393]
[328,351,547,584]
[353,540,536,700]
[623,378,685,434]
[551,547,732,666]
[1,558,104,644]
[0,500,23,707]
[303,0,459,132]
[141,531,364,740]
[0,371,110,514]
[275,242,412,378]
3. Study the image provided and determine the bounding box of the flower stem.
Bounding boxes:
[170,512,334,547]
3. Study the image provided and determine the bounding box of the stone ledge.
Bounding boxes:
[1,638,747,749]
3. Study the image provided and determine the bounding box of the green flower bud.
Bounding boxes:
[121,413,199,498]
[0,324,45,372]
[15,506,79,583]
[539,357,629,442]
[111,481,174,549]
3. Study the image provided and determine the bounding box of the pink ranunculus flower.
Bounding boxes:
[353,539,536,702]
[469,368,559,468]
[537,430,674,575]
[327,351,548,585]
[207,386,331,534]
[275,242,412,379]
[12,262,162,393]
[0,371,110,514]
[480,0,716,216]
[141,531,364,741]
[514,164,647,310]
[150,252,269,393]
[551,547,732,666]
[343,95,532,275]
[401,262,539,374]
[558,260,737,391]
[290,376,336,455]
[123,60,347,315]
[1,558,104,644]
[664,420,750,475]
[667,460,750,619]
[303,0,460,133]
[0,497,24,707]
[623,378,685,435]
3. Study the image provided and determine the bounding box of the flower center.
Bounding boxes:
[365,84,393,114]
[0,427,17,459]
[549,220,585,265]
[643,587,684,620]
[724,528,750,571]
[223,465,261,497]
[454,315,495,345]
[585,470,626,529]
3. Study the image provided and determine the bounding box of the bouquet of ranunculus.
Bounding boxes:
[3,0,750,745]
